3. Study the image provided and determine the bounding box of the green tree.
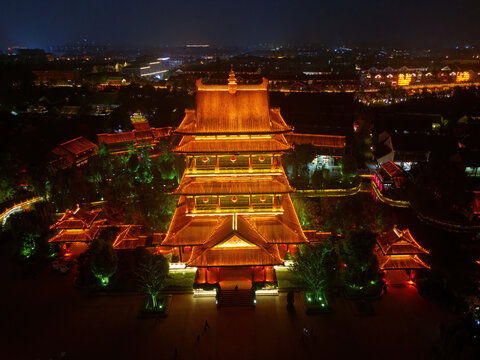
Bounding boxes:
[291,240,337,301]
[284,144,316,184]
[135,251,169,309]
[19,233,39,259]
[291,196,321,230]
[340,154,357,180]
[339,230,381,288]
[90,237,118,286]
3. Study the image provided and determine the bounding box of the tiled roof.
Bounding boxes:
[378,254,430,270]
[187,215,283,267]
[162,194,307,246]
[50,208,103,230]
[175,79,291,135]
[52,137,96,156]
[284,133,346,148]
[175,134,292,153]
[173,174,292,195]
[376,226,429,255]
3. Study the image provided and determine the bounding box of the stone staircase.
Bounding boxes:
[217,289,255,308]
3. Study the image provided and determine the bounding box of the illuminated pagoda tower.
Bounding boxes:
[162,68,307,287]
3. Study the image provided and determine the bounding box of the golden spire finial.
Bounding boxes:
[228,64,237,94]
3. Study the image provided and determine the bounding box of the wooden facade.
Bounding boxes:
[162,70,307,284]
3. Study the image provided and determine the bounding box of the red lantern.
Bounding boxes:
[230,156,236,163]
[203,197,209,203]
[231,196,237,203]
[260,196,266,202]
[259,156,265,162]
[202,156,209,163]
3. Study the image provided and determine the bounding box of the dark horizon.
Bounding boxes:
[1,0,480,51]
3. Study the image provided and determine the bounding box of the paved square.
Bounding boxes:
[0,268,453,360]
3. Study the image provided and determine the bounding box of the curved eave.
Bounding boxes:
[174,148,292,154]
[173,128,293,136]
[173,189,293,195]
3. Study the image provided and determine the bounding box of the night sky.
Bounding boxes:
[1,0,479,49]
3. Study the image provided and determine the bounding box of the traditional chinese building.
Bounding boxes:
[49,207,106,256]
[162,69,307,288]
[376,225,430,284]
[51,136,97,169]
[97,113,173,154]
[49,207,148,253]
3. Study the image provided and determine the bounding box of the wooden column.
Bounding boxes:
[249,155,253,172]
[216,195,220,211]
[215,155,219,173]
[249,194,253,211]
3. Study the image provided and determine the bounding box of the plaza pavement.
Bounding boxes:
[0,267,454,360]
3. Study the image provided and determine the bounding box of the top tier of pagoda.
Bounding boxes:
[175,69,292,136]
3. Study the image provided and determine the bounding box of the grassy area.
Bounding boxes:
[275,268,307,290]
[163,271,196,291]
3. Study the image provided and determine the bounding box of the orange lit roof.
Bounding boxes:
[97,127,173,145]
[284,133,346,148]
[52,136,97,156]
[377,226,429,255]
[162,196,221,246]
[381,161,405,178]
[175,134,292,153]
[50,208,103,230]
[378,254,430,270]
[175,78,291,135]
[173,174,292,195]
[132,121,151,132]
[112,225,145,250]
[163,194,307,247]
[472,191,480,215]
[187,215,283,267]
[49,219,106,243]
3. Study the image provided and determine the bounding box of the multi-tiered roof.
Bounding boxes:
[162,69,307,266]
[376,226,430,270]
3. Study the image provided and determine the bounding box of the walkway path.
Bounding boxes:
[0,267,454,360]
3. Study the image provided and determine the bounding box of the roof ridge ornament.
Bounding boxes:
[228,64,237,94]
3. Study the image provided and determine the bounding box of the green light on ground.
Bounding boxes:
[98,276,110,286]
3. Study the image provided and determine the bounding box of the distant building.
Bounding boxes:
[33,70,76,85]
[97,113,173,154]
[123,58,170,79]
[51,137,97,169]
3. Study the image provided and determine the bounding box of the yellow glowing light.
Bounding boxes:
[215,235,256,248]
[398,73,412,86]
[456,72,470,82]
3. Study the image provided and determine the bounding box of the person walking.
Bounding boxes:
[204,320,210,330]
